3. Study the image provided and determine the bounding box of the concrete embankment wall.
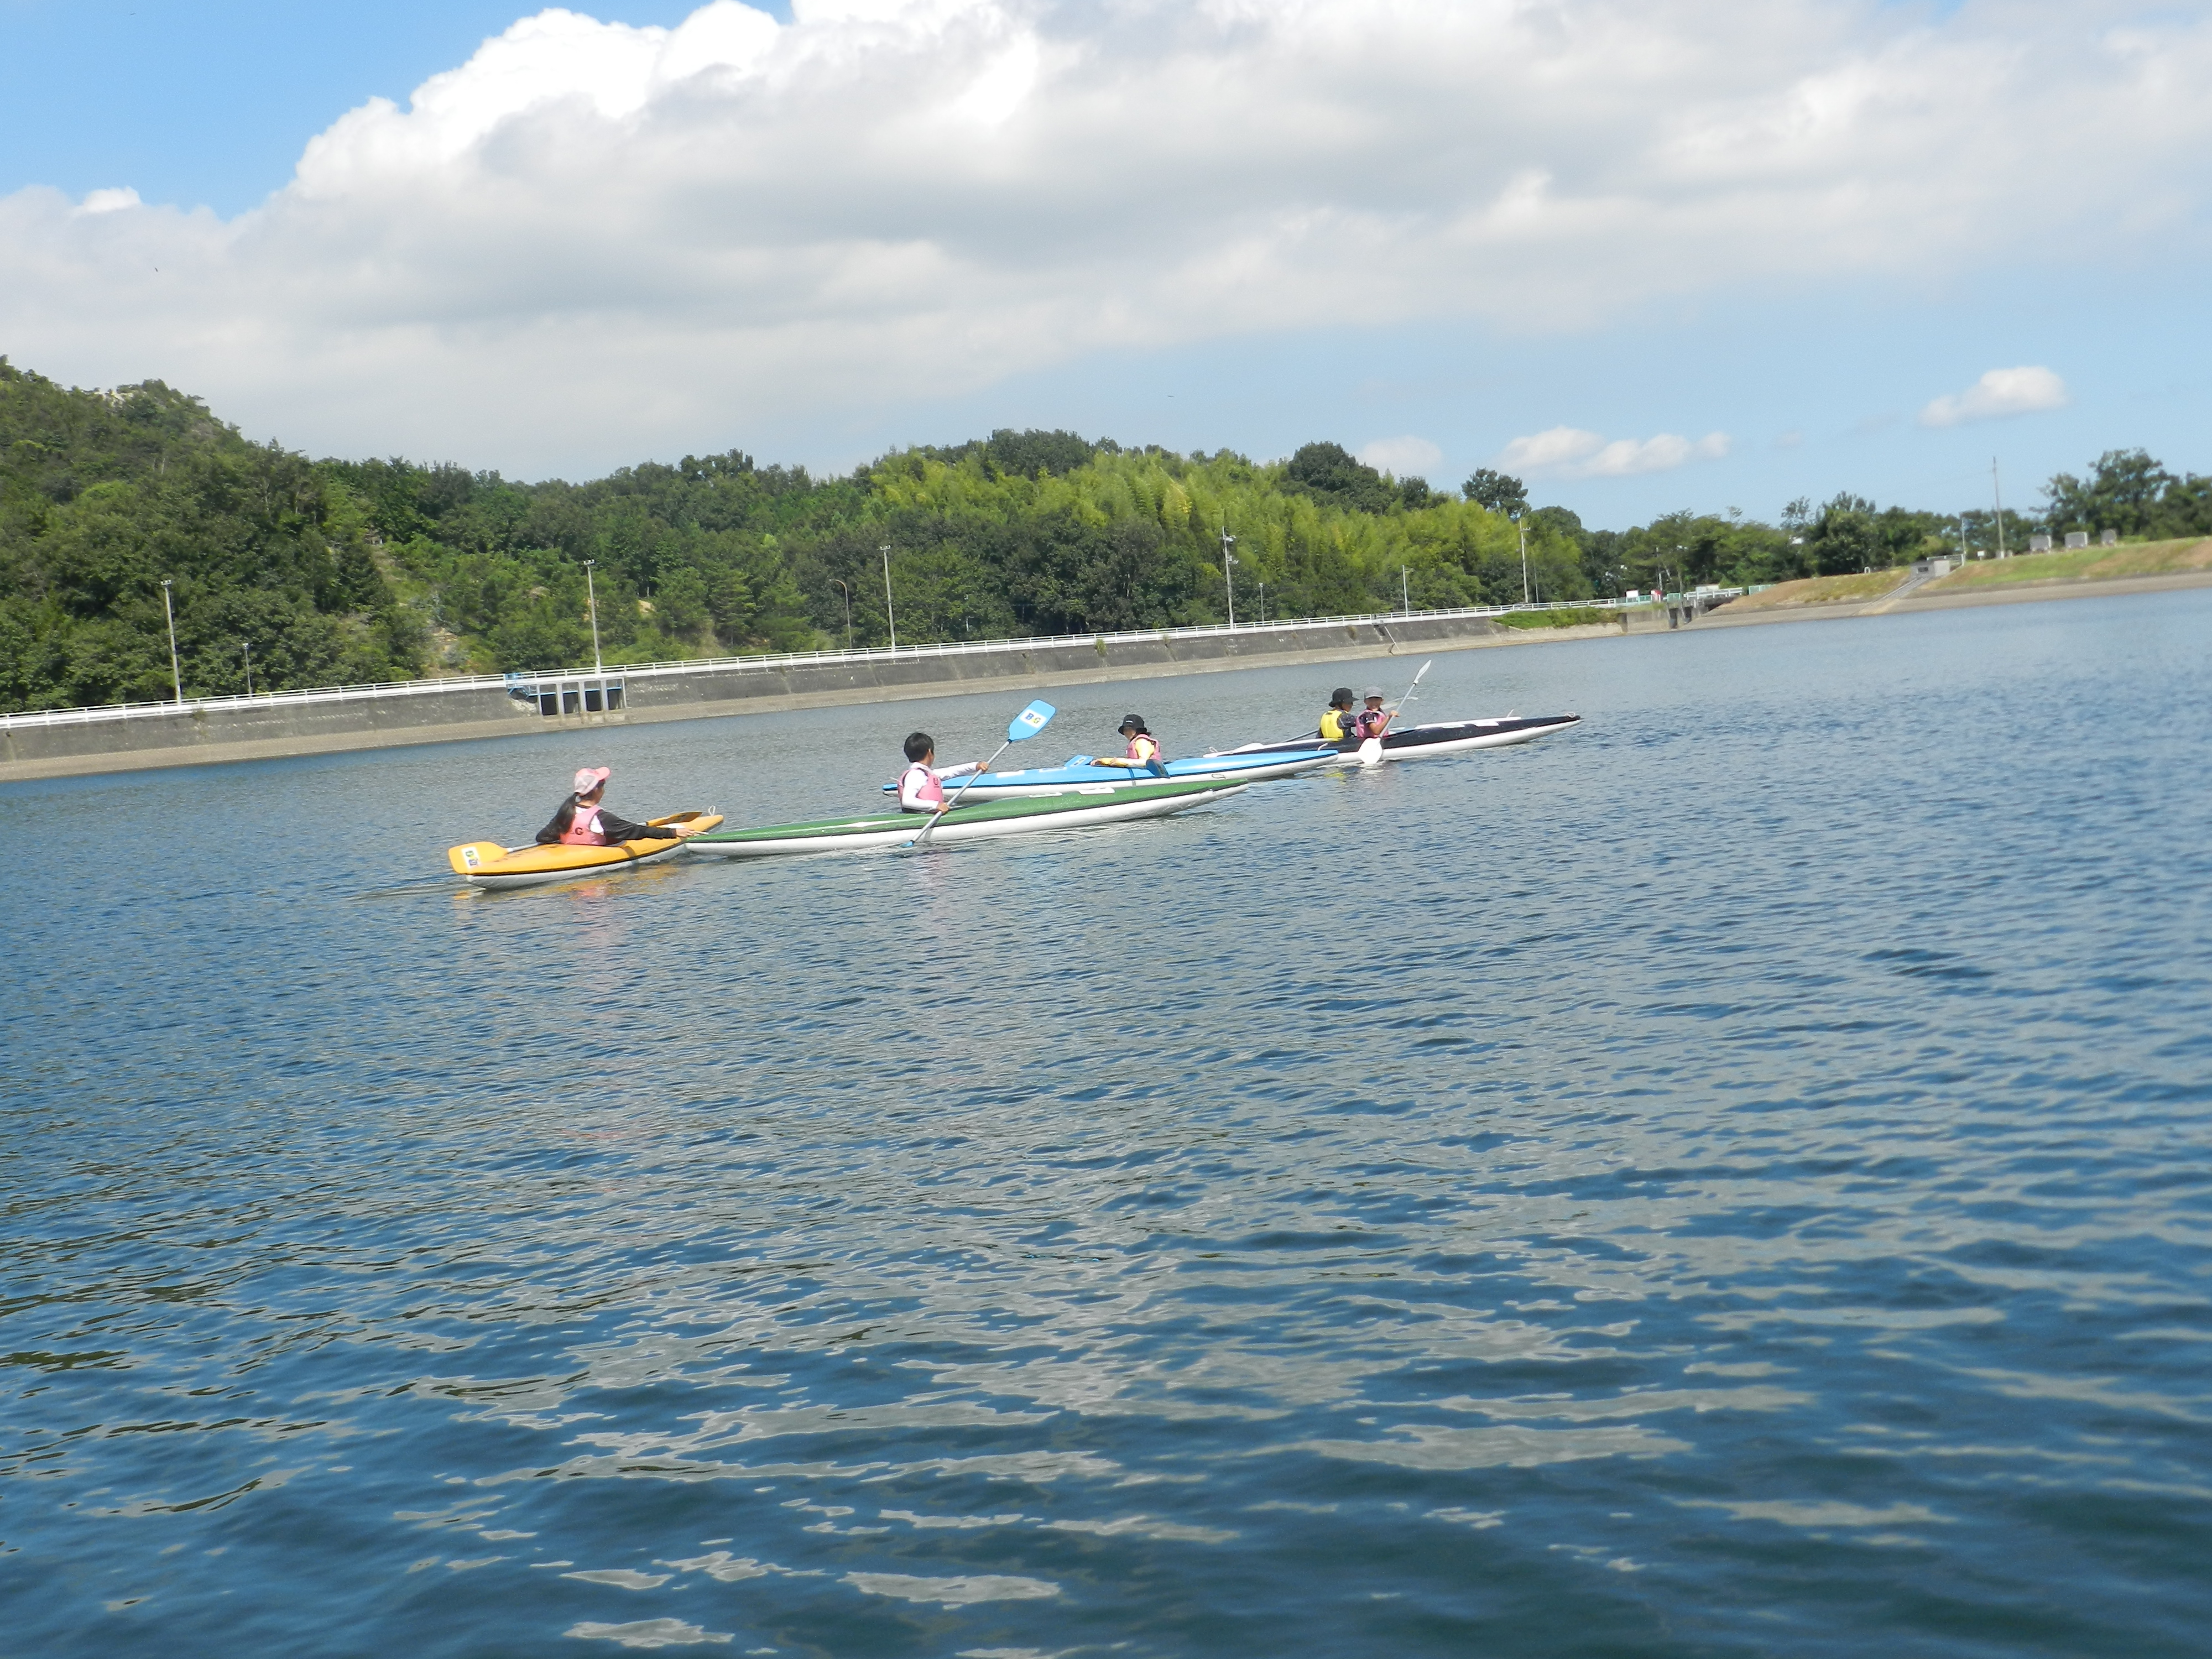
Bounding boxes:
[2,611,1630,783]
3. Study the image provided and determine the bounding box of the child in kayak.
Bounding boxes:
[1318,688,1358,742]
[1091,715,1166,775]
[1118,714,1164,768]
[535,766,701,846]
[897,733,982,814]
[1351,686,1395,743]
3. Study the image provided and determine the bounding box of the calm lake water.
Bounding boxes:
[5,591,2210,1658]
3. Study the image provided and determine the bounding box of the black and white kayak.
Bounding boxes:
[686,777,1247,858]
[1211,714,1581,765]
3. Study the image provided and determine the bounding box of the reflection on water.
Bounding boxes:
[6,592,2212,1657]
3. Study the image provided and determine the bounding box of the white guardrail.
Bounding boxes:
[0,593,1739,732]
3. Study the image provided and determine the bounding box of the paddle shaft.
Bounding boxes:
[1389,659,1432,728]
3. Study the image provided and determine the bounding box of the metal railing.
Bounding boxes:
[0,593,1732,732]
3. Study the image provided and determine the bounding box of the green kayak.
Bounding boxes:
[684,776,1247,858]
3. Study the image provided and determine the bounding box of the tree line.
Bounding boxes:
[1525,450,2212,598]
[3,354,2205,712]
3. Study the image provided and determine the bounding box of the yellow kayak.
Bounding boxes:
[446,812,722,890]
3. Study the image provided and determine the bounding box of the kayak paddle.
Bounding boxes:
[905,698,1057,849]
[1358,658,1431,766]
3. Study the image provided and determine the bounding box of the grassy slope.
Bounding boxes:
[1496,607,1609,629]
[1725,570,1912,611]
[1923,538,2212,590]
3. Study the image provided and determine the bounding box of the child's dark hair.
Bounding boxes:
[904,731,935,763]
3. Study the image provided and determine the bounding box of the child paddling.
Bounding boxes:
[1350,686,1395,743]
[535,766,703,846]
[896,733,982,815]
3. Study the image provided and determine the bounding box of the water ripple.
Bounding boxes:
[6,593,2212,1655]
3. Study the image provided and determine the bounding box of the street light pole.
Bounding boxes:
[582,559,604,673]
[1257,578,1265,624]
[831,578,852,650]
[161,578,183,702]
[1219,517,1237,627]
[880,544,897,651]
[242,639,253,697]
[1517,523,1530,606]
[1991,458,2007,559]
[1401,565,1411,617]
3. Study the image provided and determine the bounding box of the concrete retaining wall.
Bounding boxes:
[2,610,1615,782]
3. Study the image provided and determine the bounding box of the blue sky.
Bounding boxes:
[3,0,2206,529]
[0,2,734,215]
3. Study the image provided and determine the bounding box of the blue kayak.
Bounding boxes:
[881,747,1338,801]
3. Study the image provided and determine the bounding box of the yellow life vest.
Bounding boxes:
[1319,709,1350,741]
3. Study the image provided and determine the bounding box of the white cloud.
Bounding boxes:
[1357,436,1443,477]
[1498,426,1729,478]
[1917,366,2070,427]
[1,2,2206,472]
[1577,431,1733,477]
[76,187,143,215]
[1498,427,1606,472]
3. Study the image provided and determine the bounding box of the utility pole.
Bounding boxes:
[161,578,182,702]
[1992,458,2007,560]
[1401,565,1411,617]
[831,578,852,650]
[1957,515,1968,562]
[583,559,604,672]
[1257,578,1265,624]
[1219,517,1237,626]
[1517,523,1530,606]
[242,639,253,697]
[880,544,897,650]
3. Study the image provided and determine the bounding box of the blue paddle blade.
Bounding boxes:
[1007,700,1055,742]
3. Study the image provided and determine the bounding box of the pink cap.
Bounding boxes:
[573,766,611,795]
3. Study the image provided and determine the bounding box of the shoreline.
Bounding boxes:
[4,567,2205,785]
[0,613,1622,784]
[1702,564,2212,627]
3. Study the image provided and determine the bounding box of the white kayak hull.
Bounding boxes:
[687,781,1245,859]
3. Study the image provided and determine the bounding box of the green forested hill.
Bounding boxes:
[0,365,424,709]
[4,355,2206,713]
[0,359,1579,710]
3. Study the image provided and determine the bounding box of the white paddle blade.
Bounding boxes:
[1357,738,1385,766]
[1397,660,1432,709]
[1007,700,1056,742]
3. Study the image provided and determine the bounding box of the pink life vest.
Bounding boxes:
[899,763,945,811]
[1126,734,1162,764]
[560,797,611,846]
